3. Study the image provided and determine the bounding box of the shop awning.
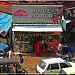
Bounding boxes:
[12,25,62,32]
[0,12,12,37]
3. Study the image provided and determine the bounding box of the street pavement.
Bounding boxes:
[14,51,75,74]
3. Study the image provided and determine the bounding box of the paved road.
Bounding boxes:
[14,52,75,74]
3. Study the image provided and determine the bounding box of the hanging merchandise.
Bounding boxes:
[20,44,28,53]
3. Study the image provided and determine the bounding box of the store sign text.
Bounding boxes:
[12,5,63,24]
[30,9,61,19]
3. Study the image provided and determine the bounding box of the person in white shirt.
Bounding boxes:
[9,50,13,58]
[58,42,63,53]
[8,46,13,58]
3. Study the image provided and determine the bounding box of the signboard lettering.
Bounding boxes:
[12,5,63,24]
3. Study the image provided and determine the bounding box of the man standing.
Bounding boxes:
[8,47,13,58]
[58,42,63,53]
[19,54,24,70]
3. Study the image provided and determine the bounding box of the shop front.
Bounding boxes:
[12,24,62,53]
[12,5,63,53]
